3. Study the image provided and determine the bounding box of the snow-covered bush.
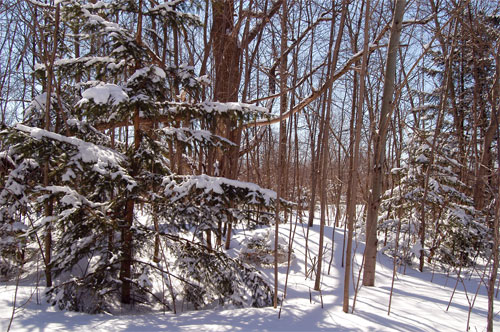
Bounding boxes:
[239,229,294,267]
[172,238,274,309]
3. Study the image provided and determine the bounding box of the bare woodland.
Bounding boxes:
[0,0,499,331]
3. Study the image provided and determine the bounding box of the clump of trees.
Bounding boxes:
[0,0,498,330]
[0,0,285,313]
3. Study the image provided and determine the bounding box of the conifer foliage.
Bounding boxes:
[380,128,488,269]
[0,0,279,313]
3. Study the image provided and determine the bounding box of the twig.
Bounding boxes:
[388,220,402,316]
[446,265,462,312]
[7,265,22,332]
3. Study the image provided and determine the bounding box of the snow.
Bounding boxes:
[415,153,429,163]
[167,101,270,117]
[128,66,166,84]
[1,213,498,331]
[0,151,14,168]
[164,174,279,206]
[150,0,183,14]
[149,1,200,23]
[162,127,237,147]
[80,83,129,106]
[202,102,269,115]
[39,185,101,209]
[14,124,136,189]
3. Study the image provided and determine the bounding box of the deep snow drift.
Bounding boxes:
[1,217,498,331]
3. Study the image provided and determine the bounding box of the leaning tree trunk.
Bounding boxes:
[363,0,405,287]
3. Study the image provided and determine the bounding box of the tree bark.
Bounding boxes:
[119,1,144,304]
[363,0,405,287]
[487,181,499,332]
[487,47,500,332]
[211,0,281,248]
[120,198,135,304]
[41,2,61,288]
[344,0,369,312]
[274,0,288,308]
[313,0,347,292]
[474,48,500,212]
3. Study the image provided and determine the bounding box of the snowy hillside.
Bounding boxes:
[2,219,498,332]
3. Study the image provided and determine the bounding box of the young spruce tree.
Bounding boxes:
[0,0,281,313]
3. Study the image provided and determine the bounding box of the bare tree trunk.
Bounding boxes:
[40,3,61,288]
[474,48,500,211]
[363,0,405,287]
[487,47,500,332]
[120,198,135,304]
[344,0,369,312]
[119,1,144,304]
[307,128,321,228]
[274,0,288,308]
[211,0,240,248]
[211,0,281,249]
[488,182,499,332]
[314,0,347,292]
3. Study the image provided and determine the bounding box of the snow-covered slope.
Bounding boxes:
[1,219,498,331]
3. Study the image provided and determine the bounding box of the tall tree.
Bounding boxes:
[363,0,406,286]
[344,0,370,312]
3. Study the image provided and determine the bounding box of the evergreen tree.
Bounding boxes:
[380,126,488,269]
[0,0,283,313]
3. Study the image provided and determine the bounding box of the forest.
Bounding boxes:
[0,0,499,331]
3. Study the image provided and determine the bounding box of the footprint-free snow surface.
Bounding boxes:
[1,221,498,331]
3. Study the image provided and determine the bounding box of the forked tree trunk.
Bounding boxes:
[211,0,281,248]
[363,0,405,287]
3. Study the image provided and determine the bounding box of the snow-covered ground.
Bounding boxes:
[1,220,499,331]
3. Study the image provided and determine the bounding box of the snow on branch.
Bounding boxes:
[94,101,270,130]
[14,124,136,189]
[77,83,129,107]
[148,0,200,24]
[167,101,270,117]
[161,127,237,147]
[163,174,291,207]
[34,56,127,72]
[38,185,102,209]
